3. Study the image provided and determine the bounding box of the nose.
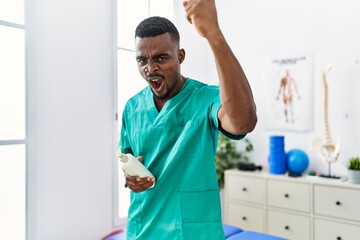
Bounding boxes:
[144,60,159,74]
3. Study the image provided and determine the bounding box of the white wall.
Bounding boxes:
[27,0,117,239]
[174,0,360,177]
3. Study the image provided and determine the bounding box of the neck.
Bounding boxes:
[154,98,166,112]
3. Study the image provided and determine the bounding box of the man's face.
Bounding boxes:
[135,33,185,101]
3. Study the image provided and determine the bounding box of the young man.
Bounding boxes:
[120,0,257,239]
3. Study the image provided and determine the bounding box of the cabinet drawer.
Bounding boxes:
[226,175,265,204]
[267,210,311,240]
[226,202,264,232]
[314,218,360,240]
[267,180,310,212]
[314,185,360,222]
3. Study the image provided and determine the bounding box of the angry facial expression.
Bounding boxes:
[135,33,185,103]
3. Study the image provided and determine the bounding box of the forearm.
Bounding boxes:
[183,0,257,134]
[207,31,257,134]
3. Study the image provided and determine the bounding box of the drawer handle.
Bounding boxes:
[284,193,289,198]
[242,216,247,221]
[242,187,247,192]
[284,225,290,230]
[337,236,342,240]
[336,201,341,206]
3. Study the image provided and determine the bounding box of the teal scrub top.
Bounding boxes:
[120,79,245,240]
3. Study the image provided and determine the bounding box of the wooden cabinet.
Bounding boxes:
[267,210,311,240]
[314,218,360,240]
[267,180,310,212]
[227,203,264,232]
[224,170,360,240]
[227,175,265,204]
[314,185,360,222]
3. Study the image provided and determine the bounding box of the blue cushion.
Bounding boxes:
[223,224,243,238]
[104,231,126,240]
[226,231,287,240]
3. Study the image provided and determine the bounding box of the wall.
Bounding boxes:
[174,0,360,177]
[27,0,117,239]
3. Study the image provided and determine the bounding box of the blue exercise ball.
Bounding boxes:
[286,149,309,174]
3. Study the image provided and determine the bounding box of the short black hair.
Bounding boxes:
[135,16,180,45]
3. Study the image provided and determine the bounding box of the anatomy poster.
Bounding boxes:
[263,55,314,131]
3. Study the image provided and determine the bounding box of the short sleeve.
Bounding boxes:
[209,94,247,141]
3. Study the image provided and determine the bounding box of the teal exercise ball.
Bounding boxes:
[286,149,309,174]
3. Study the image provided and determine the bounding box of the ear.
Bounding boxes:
[178,49,186,64]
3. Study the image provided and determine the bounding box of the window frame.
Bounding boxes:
[0,1,28,239]
[112,0,151,228]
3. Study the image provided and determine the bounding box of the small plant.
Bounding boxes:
[347,157,360,171]
[215,133,253,189]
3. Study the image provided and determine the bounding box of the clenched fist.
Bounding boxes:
[183,0,221,39]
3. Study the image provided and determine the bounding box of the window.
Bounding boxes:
[0,1,26,239]
[114,0,173,225]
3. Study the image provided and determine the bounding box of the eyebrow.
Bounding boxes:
[136,56,145,61]
[136,53,170,61]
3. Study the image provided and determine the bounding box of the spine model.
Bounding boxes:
[311,65,341,169]
[320,66,340,163]
[322,67,333,149]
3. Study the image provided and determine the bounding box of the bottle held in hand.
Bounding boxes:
[117,149,155,187]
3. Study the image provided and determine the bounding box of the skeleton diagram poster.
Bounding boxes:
[263,55,314,131]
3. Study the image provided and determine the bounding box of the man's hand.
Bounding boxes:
[124,156,155,193]
[183,0,220,39]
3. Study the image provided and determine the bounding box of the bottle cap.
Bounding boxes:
[117,148,128,163]
[118,154,128,163]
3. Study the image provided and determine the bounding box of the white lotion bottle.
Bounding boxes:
[117,149,155,187]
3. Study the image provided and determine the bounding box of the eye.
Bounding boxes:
[156,56,167,63]
[137,58,147,66]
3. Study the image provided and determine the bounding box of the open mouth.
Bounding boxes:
[147,76,164,90]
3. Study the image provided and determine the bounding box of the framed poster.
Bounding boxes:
[263,55,314,131]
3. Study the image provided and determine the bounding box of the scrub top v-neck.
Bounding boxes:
[120,79,244,240]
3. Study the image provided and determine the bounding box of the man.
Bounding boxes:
[119,0,257,239]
